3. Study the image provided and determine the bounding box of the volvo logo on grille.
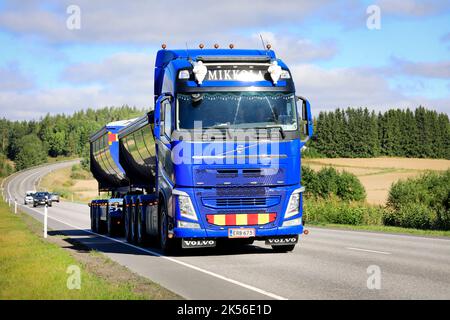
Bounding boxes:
[236,145,245,154]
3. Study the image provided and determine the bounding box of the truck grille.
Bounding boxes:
[202,196,280,209]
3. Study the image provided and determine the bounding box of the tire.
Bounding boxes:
[129,204,137,244]
[272,244,296,252]
[124,204,132,243]
[136,203,148,246]
[159,203,178,254]
[96,206,106,234]
[107,211,117,236]
[91,207,98,232]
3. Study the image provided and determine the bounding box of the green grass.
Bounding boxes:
[307,222,450,238]
[0,199,176,300]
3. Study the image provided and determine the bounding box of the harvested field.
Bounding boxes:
[303,157,450,205]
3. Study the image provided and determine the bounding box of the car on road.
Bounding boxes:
[50,193,60,203]
[24,191,35,205]
[32,191,52,207]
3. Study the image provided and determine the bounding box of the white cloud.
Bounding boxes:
[0,0,331,44]
[290,63,450,114]
[376,0,450,17]
[390,57,450,79]
[0,63,34,92]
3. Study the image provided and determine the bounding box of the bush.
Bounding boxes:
[302,166,366,202]
[304,197,384,226]
[70,164,92,180]
[386,170,450,230]
[337,171,366,201]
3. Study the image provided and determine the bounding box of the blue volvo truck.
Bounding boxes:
[89,45,313,253]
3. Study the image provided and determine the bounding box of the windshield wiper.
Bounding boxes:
[253,125,286,139]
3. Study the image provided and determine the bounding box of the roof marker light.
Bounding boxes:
[229,44,234,49]
[192,61,207,85]
[199,43,204,49]
[268,60,282,85]
[161,44,167,49]
[214,43,219,49]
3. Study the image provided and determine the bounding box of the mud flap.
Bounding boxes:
[265,235,298,246]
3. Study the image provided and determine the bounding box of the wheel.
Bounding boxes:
[96,206,106,234]
[107,211,117,237]
[129,204,137,244]
[272,244,296,252]
[136,203,148,246]
[91,207,98,232]
[33,203,37,208]
[125,204,133,243]
[159,203,178,253]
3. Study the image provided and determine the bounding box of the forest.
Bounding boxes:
[309,106,450,159]
[0,106,449,177]
[0,106,144,175]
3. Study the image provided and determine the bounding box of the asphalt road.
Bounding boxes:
[2,161,450,299]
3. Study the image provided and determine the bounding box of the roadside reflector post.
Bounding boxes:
[44,204,48,238]
[14,199,17,214]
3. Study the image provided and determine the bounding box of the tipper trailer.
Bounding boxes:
[89,45,313,252]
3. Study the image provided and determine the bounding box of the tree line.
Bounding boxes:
[1,105,448,176]
[310,106,450,159]
[0,106,143,174]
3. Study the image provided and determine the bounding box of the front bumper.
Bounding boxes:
[173,224,303,238]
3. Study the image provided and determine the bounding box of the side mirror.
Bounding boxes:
[296,96,313,144]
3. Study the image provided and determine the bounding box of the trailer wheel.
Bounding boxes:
[124,204,132,242]
[96,207,106,234]
[136,202,148,246]
[159,203,177,254]
[271,244,296,252]
[90,205,97,232]
[107,211,117,237]
[129,204,138,244]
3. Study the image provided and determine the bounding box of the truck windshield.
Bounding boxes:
[177,92,298,130]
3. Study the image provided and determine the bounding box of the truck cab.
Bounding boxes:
[89,46,313,253]
[152,47,313,251]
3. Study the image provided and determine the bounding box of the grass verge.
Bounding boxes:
[307,222,450,238]
[0,199,181,299]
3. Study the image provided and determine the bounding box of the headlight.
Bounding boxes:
[178,220,200,229]
[282,217,302,227]
[284,187,305,219]
[173,190,198,221]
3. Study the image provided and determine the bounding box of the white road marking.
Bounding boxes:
[6,170,288,301]
[346,247,391,255]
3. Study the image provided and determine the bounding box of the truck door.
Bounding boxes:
[155,95,174,185]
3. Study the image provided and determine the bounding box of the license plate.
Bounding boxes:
[228,228,255,238]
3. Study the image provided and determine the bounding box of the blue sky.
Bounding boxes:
[0,0,448,120]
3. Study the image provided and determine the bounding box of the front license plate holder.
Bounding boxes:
[228,228,256,238]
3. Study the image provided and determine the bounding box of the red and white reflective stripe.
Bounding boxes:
[206,213,276,226]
